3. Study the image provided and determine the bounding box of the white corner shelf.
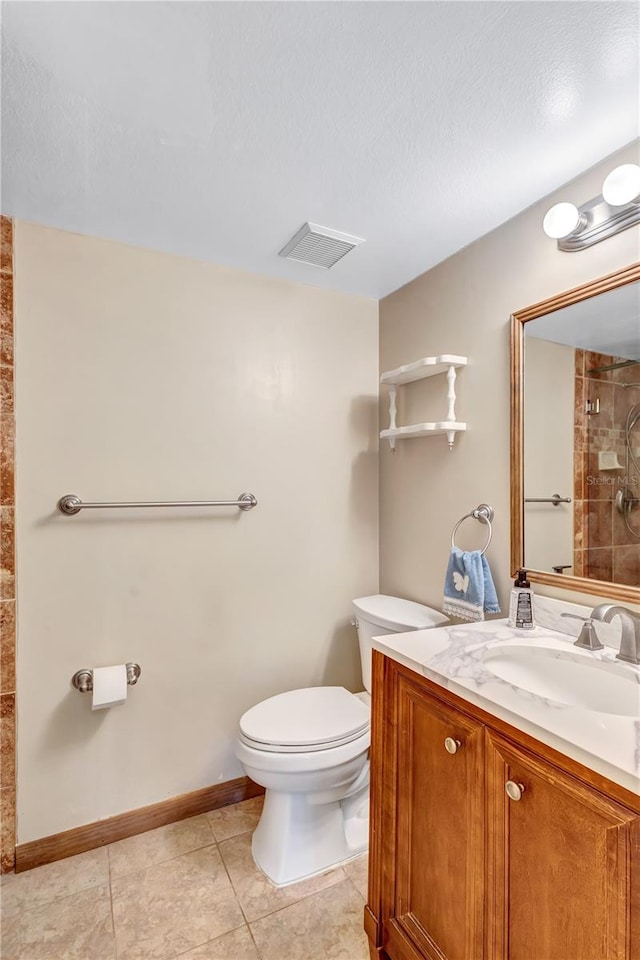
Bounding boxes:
[379,354,468,451]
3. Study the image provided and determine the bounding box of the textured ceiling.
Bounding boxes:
[2,1,639,298]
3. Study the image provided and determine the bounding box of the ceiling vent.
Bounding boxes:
[278,222,365,269]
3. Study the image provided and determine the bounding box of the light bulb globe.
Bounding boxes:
[602,164,640,206]
[542,202,583,240]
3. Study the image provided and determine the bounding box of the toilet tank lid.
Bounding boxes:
[352,595,449,632]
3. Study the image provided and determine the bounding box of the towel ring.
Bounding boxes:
[451,503,494,556]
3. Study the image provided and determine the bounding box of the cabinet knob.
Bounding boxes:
[505,780,525,801]
[444,737,461,754]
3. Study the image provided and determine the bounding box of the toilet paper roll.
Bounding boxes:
[92,664,128,710]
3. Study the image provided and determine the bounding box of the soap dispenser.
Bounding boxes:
[508,569,534,630]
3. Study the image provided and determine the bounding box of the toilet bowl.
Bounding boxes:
[235,595,448,886]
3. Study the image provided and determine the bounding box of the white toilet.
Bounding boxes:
[235,594,448,886]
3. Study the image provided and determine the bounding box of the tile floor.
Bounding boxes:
[0,796,370,960]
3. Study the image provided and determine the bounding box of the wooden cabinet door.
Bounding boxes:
[486,731,639,960]
[383,673,485,960]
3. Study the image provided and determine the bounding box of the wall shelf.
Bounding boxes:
[381,422,467,440]
[380,354,467,386]
[380,355,468,450]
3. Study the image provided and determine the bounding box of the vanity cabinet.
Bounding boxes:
[486,732,636,960]
[390,676,485,960]
[366,652,640,960]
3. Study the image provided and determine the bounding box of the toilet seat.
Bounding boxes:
[239,686,370,754]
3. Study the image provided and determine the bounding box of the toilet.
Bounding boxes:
[235,594,448,886]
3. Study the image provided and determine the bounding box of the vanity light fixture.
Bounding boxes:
[602,163,640,206]
[542,202,586,240]
[543,162,640,251]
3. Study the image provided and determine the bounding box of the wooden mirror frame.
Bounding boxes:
[511,261,640,603]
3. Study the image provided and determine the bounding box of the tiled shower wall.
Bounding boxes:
[574,348,640,586]
[0,215,16,872]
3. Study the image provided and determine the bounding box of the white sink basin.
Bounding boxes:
[482,642,640,717]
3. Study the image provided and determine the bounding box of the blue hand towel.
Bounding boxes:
[442,547,501,622]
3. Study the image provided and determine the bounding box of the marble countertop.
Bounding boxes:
[372,618,640,797]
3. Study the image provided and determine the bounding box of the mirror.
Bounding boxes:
[511,263,640,603]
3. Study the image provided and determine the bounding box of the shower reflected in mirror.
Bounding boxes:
[616,385,640,542]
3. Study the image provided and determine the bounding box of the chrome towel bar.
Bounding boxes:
[524,494,571,506]
[58,492,258,515]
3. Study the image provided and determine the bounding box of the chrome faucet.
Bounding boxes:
[590,604,640,665]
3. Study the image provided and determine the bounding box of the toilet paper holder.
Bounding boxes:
[71,663,141,693]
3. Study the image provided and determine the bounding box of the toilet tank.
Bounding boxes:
[352,595,449,694]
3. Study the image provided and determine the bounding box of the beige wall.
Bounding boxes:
[14,223,379,842]
[523,338,574,574]
[379,140,640,613]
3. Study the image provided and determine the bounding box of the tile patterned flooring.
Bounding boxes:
[0,797,370,960]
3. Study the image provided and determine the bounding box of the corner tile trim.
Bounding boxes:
[0,214,15,874]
